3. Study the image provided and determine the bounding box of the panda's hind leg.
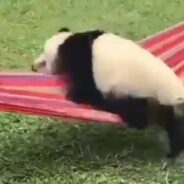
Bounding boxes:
[158,104,184,158]
[125,97,150,129]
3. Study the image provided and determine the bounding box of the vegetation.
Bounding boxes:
[1,0,184,183]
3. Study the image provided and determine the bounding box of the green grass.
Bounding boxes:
[1,0,184,183]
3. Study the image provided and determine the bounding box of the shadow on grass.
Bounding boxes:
[0,117,167,180]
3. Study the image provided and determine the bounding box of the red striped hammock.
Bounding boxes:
[1,22,184,126]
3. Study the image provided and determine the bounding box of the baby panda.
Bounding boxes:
[32,27,184,158]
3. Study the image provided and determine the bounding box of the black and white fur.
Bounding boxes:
[32,27,184,158]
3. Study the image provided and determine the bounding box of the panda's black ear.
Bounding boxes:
[58,27,70,32]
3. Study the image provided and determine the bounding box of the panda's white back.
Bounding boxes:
[92,33,184,105]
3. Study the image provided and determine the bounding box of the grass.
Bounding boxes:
[1,0,184,183]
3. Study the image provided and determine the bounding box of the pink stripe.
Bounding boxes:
[0,88,103,111]
[0,74,69,87]
[166,48,184,67]
[0,88,66,99]
[0,95,123,125]
[146,32,184,53]
[0,92,77,108]
[175,64,184,75]
[153,34,184,56]
[143,24,184,48]
[0,78,68,87]
[0,105,124,126]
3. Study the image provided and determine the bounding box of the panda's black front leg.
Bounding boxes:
[66,84,105,107]
[66,86,88,103]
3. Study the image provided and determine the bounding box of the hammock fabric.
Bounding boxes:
[1,22,184,126]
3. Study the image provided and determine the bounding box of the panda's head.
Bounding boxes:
[32,27,72,74]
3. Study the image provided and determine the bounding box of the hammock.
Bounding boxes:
[1,22,184,126]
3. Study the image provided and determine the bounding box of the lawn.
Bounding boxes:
[0,0,184,183]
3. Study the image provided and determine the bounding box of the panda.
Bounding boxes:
[32,27,184,158]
